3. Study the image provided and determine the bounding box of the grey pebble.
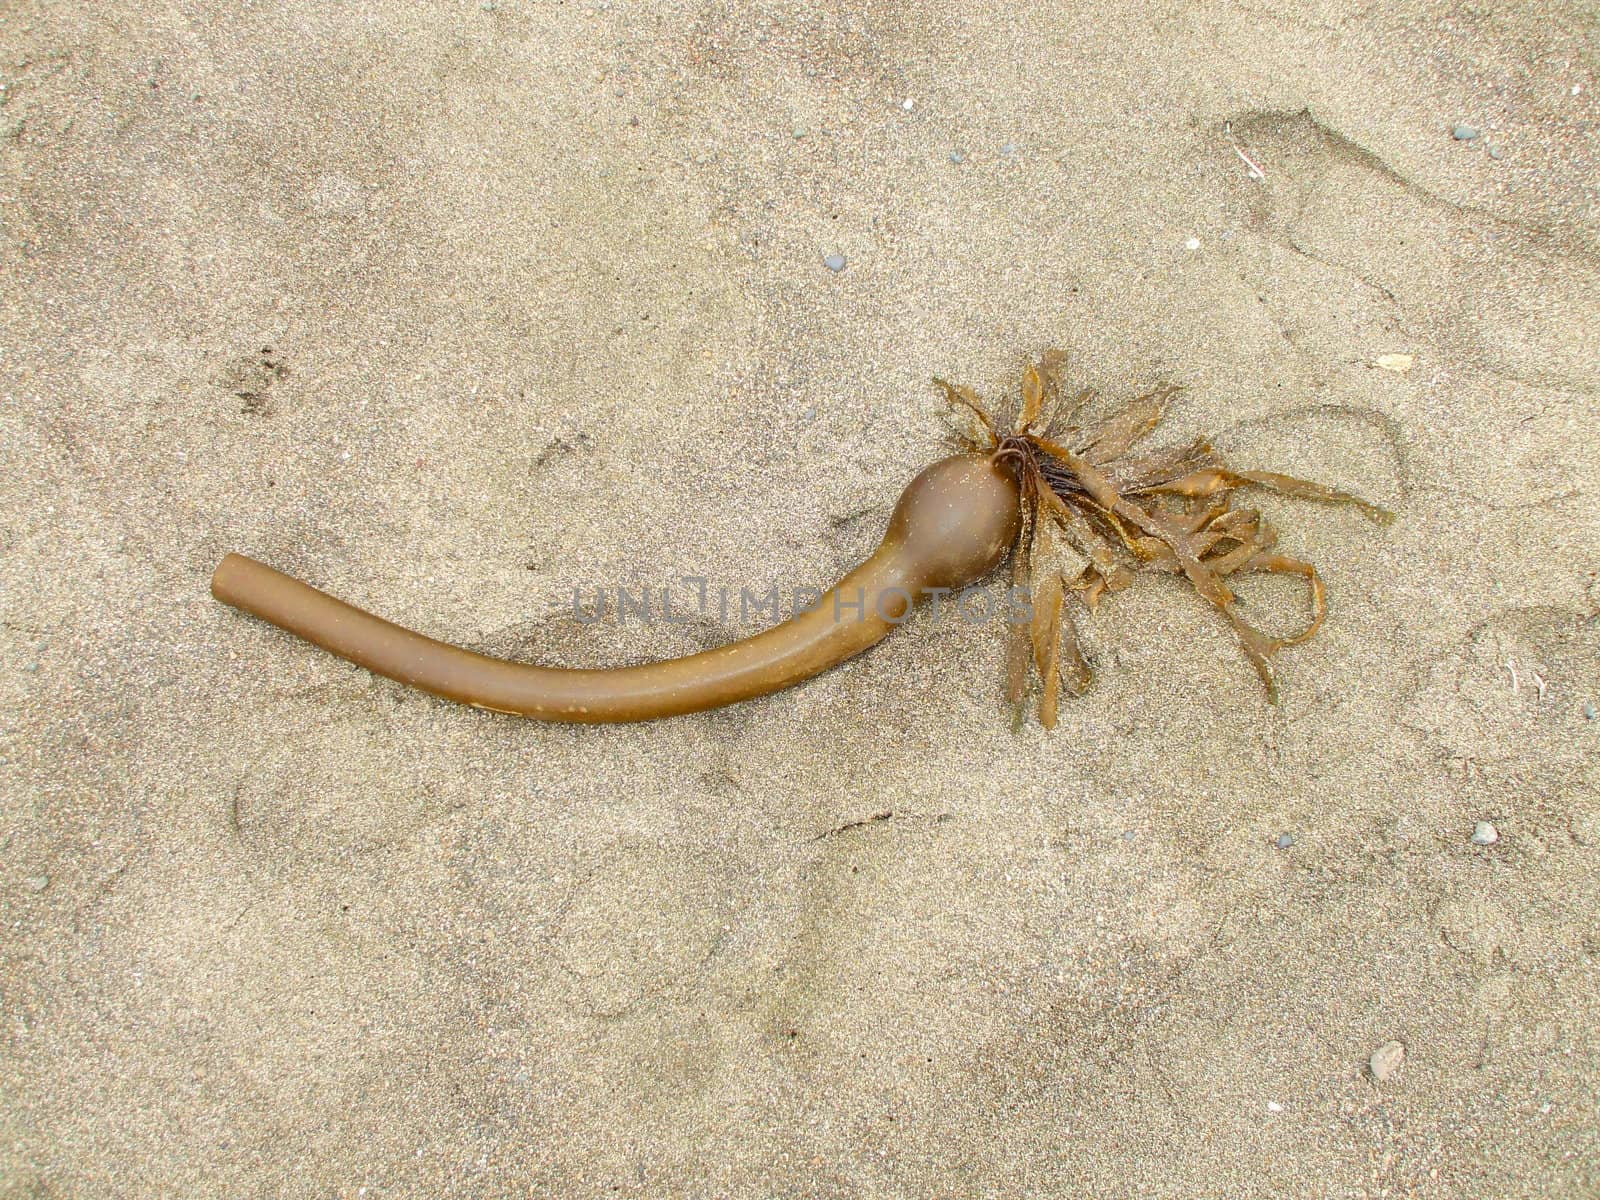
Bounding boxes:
[24,875,50,892]
[1000,142,1017,156]
[1583,700,1595,720]
[1275,832,1297,850]
[1570,811,1599,847]
[822,253,846,272]
[1471,820,1499,846]
[1122,830,1137,842]
[792,125,807,139]
[1452,123,1479,141]
[948,149,966,164]
[1487,143,1503,160]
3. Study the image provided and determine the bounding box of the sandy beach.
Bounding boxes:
[2,2,1597,1195]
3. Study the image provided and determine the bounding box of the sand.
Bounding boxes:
[2,2,1597,1196]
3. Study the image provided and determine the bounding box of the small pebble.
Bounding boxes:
[948,149,966,164]
[1452,123,1479,141]
[1000,142,1017,156]
[822,253,846,273]
[1275,832,1296,850]
[1266,1101,1283,1113]
[1571,811,1599,847]
[1122,830,1137,842]
[1582,700,1595,720]
[1370,1039,1405,1081]
[24,875,50,892]
[900,98,914,112]
[1471,820,1499,846]
[792,125,807,139]
[1184,236,1200,251]
[1487,144,1503,160]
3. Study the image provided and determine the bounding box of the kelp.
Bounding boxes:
[937,351,1394,727]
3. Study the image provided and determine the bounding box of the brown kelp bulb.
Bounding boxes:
[886,455,1021,589]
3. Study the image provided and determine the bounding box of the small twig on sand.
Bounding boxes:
[1224,124,1266,180]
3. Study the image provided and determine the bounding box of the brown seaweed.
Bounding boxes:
[937,351,1394,727]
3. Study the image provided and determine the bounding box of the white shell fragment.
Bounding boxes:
[1370,1040,1406,1081]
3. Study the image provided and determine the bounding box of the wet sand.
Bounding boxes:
[2,3,1597,1195]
